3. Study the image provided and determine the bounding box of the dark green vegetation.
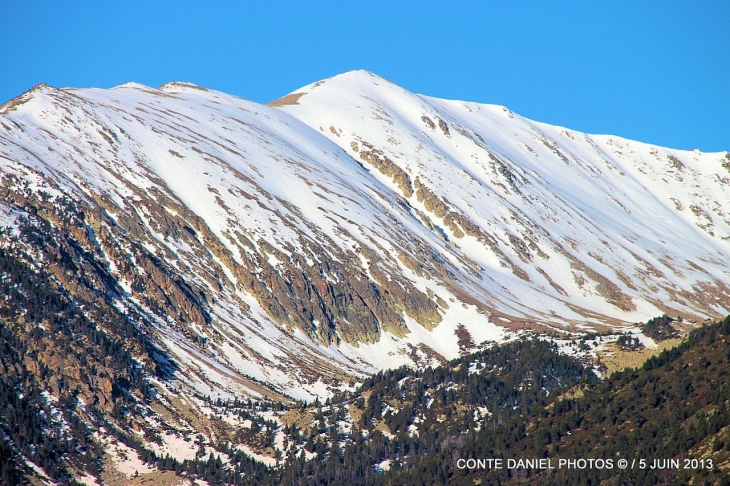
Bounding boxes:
[134,317,730,486]
[401,316,730,486]
[1,211,730,485]
[251,317,730,486]
[642,314,681,341]
[123,337,598,486]
[616,333,642,350]
[0,215,172,485]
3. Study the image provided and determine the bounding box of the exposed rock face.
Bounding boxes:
[277,71,730,326]
[2,71,730,407]
[352,139,413,198]
[1,70,730,485]
[0,79,483,407]
[0,207,168,475]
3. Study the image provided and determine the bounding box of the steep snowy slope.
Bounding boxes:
[1,71,729,405]
[275,70,730,329]
[0,80,503,402]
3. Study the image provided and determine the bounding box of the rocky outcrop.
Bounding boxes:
[351,140,413,198]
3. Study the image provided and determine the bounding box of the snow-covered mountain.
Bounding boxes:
[1,70,729,403]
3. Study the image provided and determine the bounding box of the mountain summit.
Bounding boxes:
[277,70,730,316]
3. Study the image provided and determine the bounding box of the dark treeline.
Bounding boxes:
[2,214,729,485]
[132,338,599,485]
[0,217,172,484]
[149,318,730,486]
[382,315,730,486]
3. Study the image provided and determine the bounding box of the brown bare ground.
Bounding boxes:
[547,384,588,409]
[347,403,364,427]
[267,92,306,107]
[598,338,682,375]
[281,409,315,431]
[100,452,192,486]
[374,420,394,437]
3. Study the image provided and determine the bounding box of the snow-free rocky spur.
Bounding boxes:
[1,70,729,484]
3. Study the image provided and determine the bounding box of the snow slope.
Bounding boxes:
[1,72,729,401]
[277,70,730,326]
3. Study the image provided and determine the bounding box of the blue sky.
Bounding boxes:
[1,1,727,151]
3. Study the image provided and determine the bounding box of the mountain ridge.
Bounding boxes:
[276,70,730,320]
[2,71,730,485]
[1,71,729,404]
